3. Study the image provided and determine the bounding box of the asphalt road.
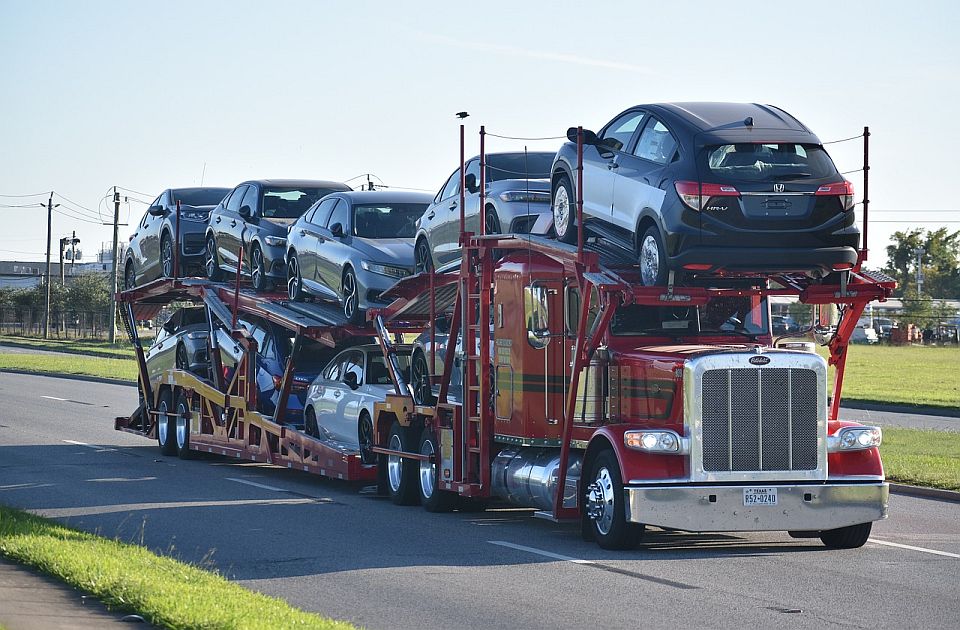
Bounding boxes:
[1,371,958,629]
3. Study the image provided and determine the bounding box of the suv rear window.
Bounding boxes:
[705,143,837,181]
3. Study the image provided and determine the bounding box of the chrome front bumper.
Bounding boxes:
[624,482,888,532]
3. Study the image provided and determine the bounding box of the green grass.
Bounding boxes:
[881,428,960,491]
[822,344,960,410]
[0,506,352,630]
[0,335,138,359]
[0,353,138,382]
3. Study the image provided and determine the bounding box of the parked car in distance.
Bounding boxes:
[216,314,330,422]
[551,103,860,286]
[145,307,211,383]
[286,191,431,323]
[205,179,351,291]
[124,187,230,289]
[872,317,895,340]
[415,152,555,273]
[304,344,411,464]
[850,324,879,344]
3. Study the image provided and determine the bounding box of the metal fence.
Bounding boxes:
[0,307,113,339]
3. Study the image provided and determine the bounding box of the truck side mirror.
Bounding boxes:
[813,324,835,346]
[524,284,550,349]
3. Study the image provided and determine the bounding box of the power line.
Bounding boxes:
[0,192,49,198]
[115,186,154,198]
[53,192,99,215]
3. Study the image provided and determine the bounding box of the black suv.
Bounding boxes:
[205,179,351,291]
[551,102,860,285]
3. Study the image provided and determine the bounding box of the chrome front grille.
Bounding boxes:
[701,367,819,473]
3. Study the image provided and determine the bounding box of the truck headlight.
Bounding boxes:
[361,260,410,278]
[624,430,687,454]
[827,426,882,452]
[263,236,286,248]
[499,191,550,203]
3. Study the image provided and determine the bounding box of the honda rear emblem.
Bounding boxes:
[773,183,785,193]
[749,356,771,365]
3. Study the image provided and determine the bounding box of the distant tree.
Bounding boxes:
[884,228,960,299]
[900,288,935,328]
[67,274,111,312]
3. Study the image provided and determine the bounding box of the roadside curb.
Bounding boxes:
[890,483,960,503]
[0,339,130,360]
[0,368,136,388]
[841,400,960,419]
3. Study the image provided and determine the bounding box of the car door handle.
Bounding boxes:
[607,162,619,170]
[230,220,237,227]
[299,229,306,236]
[427,211,435,220]
[215,216,221,223]
[448,202,457,210]
[333,390,341,398]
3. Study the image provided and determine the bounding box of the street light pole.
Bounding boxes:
[912,247,924,295]
[43,192,56,339]
[108,187,120,343]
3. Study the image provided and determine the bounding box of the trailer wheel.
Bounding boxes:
[386,421,419,506]
[418,427,456,512]
[584,450,643,550]
[819,522,872,549]
[175,391,194,460]
[156,389,176,456]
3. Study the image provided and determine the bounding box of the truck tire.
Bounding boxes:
[583,450,643,550]
[819,522,872,549]
[175,391,194,460]
[155,389,176,456]
[552,175,577,244]
[387,421,419,506]
[418,427,456,512]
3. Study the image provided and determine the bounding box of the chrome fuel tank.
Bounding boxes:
[491,448,582,511]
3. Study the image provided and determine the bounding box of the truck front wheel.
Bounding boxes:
[386,421,419,506]
[583,450,643,550]
[819,522,872,549]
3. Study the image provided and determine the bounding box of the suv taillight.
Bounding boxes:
[675,181,740,211]
[816,180,855,211]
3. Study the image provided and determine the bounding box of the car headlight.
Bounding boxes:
[180,210,209,222]
[624,430,687,454]
[361,260,411,278]
[185,332,208,340]
[828,426,882,452]
[263,236,286,248]
[499,190,550,203]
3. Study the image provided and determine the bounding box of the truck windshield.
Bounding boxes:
[611,296,769,337]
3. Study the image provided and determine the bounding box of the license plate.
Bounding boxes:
[743,487,778,506]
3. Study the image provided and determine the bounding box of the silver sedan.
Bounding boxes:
[285,191,431,323]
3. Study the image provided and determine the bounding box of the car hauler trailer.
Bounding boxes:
[114,124,894,551]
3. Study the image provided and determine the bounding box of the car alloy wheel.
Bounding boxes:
[552,176,576,244]
[638,226,667,287]
[411,351,435,405]
[124,262,136,290]
[205,236,221,281]
[287,254,303,301]
[415,239,433,274]
[358,412,375,465]
[161,235,173,278]
[342,268,360,323]
[484,208,501,235]
[251,246,266,291]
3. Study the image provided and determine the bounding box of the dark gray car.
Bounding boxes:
[204,179,351,291]
[145,307,211,383]
[286,190,430,323]
[124,187,230,289]
[414,152,554,272]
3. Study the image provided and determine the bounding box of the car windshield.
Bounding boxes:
[612,296,769,337]
[486,153,554,182]
[705,143,837,182]
[366,352,411,385]
[353,203,425,239]
[173,189,230,206]
[263,187,340,219]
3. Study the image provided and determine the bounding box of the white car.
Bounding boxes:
[851,325,879,344]
[303,344,411,464]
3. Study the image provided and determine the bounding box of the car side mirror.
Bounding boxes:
[344,371,359,390]
[238,205,252,219]
[147,205,166,217]
[566,127,600,146]
[464,173,479,194]
[330,222,344,238]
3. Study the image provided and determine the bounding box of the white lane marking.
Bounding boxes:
[489,540,593,565]
[41,395,69,401]
[869,538,960,559]
[226,477,288,493]
[62,439,116,452]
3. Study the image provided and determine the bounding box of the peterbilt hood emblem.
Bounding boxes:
[749,355,771,365]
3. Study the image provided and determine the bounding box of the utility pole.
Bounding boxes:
[43,192,54,339]
[912,247,925,295]
[108,186,120,343]
[59,237,66,285]
[71,230,77,275]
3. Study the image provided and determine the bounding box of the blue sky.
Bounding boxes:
[1,0,957,266]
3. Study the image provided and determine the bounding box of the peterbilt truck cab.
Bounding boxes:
[481,249,887,550]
